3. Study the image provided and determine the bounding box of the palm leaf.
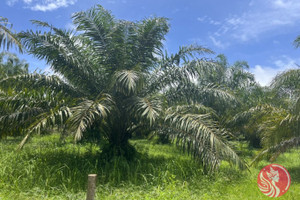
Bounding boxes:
[130,96,162,126]
[161,45,214,67]
[251,136,300,166]
[18,106,71,149]
[114,70,141,95]
[67,94,112,141]
[19,28,99,94]
[0,17,22,52]
[72,5,114,52]
[294,35,300,48]
[0,73,82,97]
[165,105,247,172]
[271,69,300,97]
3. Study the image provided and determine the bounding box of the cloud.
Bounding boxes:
[31,0,77,11]
[6,0,77,11]
[209,36,229,49]
[107,0,116,4]
[197,16,220,26]
[23,0,32,4]
[250,65,279,86]
[106,0,127,4]
[250,56,299,86]
[207,0,300,47]
[6,0,18,6]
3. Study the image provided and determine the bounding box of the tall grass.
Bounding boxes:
[0,134,299,199]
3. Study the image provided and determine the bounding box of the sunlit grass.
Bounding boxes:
[0,134,299,199]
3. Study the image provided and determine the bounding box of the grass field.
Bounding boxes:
[0,134,299,199]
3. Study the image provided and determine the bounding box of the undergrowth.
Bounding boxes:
[0,134,299,199]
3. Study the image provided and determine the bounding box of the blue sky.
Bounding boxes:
[1,0,300,86]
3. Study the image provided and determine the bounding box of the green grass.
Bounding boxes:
[0,134,299,199]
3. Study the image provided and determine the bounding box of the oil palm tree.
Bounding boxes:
[0,52,28,78]
[229,68,299,163]
[0,5,246,172]
[250,68,300,162]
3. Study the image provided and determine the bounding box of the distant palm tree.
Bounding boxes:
[0,5,245,172]
[0,52,28,78]
[0,17,22,52]
[251,68,300,162]
[229,68,300,164]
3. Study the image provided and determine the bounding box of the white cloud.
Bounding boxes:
[197,16,207,22]
[107,0,116,4]
[250,56,299,86]
[209,0,300,47]
[6,0,77,11]
[6,0,18,6]
[251,65,279,86]
[197,16,220,26]
[30,0,77,12]
[107,0,127,4]
[209,36,229,49]
[23,0,32,4]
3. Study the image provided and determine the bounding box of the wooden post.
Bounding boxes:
[86,174,97,200]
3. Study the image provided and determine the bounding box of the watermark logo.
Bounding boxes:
[257,164,291,197]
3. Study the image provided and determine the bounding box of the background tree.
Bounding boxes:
[228,33,300,161]
[0,52,28,79]
[250,68,299,163]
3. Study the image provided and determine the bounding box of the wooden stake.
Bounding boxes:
[86,174,97,200]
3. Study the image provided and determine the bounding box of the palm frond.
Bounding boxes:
[251,136,300,166]
[0,86,70,139]
[294,35,300,48]
[67,94,112,141]
[199,84,237,103]
[72,5,114,51]
[165,105,247,172]
[0,17,22,52]
[130,96,162,126]
[18,106,71,149]
[271,69,300,95]
[161,45,214,67]
[146,62,199,95]
[137,17,169,67]
[227,104,280,127]
[0,73,82,97]
[19,28,99,94]
[114,70,140,95]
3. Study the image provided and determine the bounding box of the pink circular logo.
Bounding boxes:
[257,164,291,197]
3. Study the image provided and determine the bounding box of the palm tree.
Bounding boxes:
[0,5,246,172]
[229,68,299,163]
[251,68,300,162]
[0,17,22,52]
[0,52,28,79]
